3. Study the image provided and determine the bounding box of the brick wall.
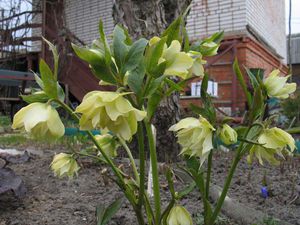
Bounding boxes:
[180,36,288,116]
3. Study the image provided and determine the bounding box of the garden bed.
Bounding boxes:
[0,140,299,225]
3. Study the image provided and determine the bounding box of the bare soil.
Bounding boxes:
[0,144,300,225]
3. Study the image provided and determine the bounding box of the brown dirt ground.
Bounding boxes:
[0,142,300,225]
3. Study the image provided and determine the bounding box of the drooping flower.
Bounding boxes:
[247,127,295,165]
[187,51,206,77]
[51,153,80,178]
[95,133,119,158]
[167,205,193,225]
[149,37,194,79]
[75,91,146,140]
[12,102,64,139]
[220,124,238,145]
[263,70,296,99]
[169,116,215,165]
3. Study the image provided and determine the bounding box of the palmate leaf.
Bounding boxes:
[96,197,124,225]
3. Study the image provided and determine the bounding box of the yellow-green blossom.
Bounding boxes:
[12,102,64,139]
[201,41,219,56]
[264,70,296,99]
[167,205,193,225]
[75,91,146,141]
[169,116,215,165]
[50,153,80,178]
[149,37,193,79]
[95,133,119,158]
[220,124,237,145]
[187,51,206,77]
[247,127,295,165]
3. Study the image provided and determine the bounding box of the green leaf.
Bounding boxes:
[248,87,263,122]
[165,168,176,198]
[162,16,183,45]
[145,37,167,76]
[39,59,57,98]
[112,25,130,72]
[145,76,165,97]
[42,37,59,80]
[147,92,163,120]
[96,197,124,225]
[165,78,183,92]
[91,64,117,85]
[190,104,210,119]
[72,43,105,65]
[233,58,252,109]
[177,182,196,199]
[57,83,65,102]
[33,72,44,89]
[98,20,112,65]
[244,67,259,89]
[182,25,190,52]
[21,92,49,103]
[127,61,145,94]
[201,73,209,100]
[123,38,148,73]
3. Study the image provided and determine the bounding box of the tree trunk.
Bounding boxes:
[113,0,192,162]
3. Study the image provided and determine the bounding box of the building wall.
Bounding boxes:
[289,34,300,64]
[64,0,114,45]
[186,0,247,40]
[246,0,286,61]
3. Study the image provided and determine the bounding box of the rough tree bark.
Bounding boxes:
[113,0,192,162]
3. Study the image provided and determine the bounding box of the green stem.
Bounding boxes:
[117,135,140,184]
[208,146,242,225]
[204,151,213,224]
[137,123,146,208]
[144,121,161,224]
[54,99,126,189]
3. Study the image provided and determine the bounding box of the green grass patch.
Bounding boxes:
[0,134,28,146]
[0,115,11,127]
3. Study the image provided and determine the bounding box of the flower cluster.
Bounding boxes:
[247,127,295,165]
[75,91,146,141]
[149,37,207,79]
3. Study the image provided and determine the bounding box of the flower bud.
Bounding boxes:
[220,124,237,145]
[95,133,119,158]
[50,153,80,179]
[167,205,193,225]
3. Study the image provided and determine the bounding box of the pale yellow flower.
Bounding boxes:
[220,124,237,145]
[169,116,215,165]
[264,70,296,99]
[12,102,64,139]
[75,91,146,140]
[95,133,119,158]
[187,51,206,77]
[167,205,193,225]
[201,41,219,56]
[247,127,295,165]
[50,153,80,178]
[149,37,193,79]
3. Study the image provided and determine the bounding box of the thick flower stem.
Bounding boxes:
[144,122,161,225]
[137,123,146,206]
[204,150,213,223]
[54,100,126,189]
[117,135,140,184]
[208,148,242,225]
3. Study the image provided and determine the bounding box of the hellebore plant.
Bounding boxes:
[12,15,297,225]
